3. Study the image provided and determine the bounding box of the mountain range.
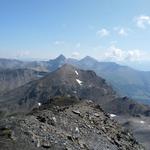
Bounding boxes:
[0,64,150,117]
[0,55,150,104]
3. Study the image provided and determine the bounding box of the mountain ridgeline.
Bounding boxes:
[0,55,150,104]
[0,97,144,150]
[0,64,150,118]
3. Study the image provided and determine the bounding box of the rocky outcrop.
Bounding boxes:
[0,97,144,150]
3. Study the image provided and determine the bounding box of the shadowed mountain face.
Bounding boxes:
[0,97,144,150]
[0,64,115,114]
[0,69,47,95]
[0,64,150,118]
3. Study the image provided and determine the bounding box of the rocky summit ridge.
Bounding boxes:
[0,97,144,150]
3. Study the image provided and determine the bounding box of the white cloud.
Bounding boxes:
[104,45,146,62]
[54,41,65,45]
[71,52,80,58]
[96,28,110,37]
[105,45,125,61]
[114,27,129,36]
[16,50,30,58]
[118,28,128,36]
[126,50,142,61]
[135,15,150,29]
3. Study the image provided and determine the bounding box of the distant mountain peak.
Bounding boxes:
[55,54,66,61]
[84,56,94,59]
[80,56,98,62]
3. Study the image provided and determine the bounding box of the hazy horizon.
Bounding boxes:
[0,54,149,72]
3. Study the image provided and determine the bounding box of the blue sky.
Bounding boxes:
[0,0,150,70]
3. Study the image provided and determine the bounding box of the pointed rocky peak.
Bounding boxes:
[52,64,104,87]
[55,54,66,61]
[52,64,81,79]
[47,55,67,71]
[54,64,101,80]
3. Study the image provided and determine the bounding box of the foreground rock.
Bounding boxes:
[0,97,144,150]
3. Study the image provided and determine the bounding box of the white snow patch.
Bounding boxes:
[76,79,83,85]
[75,127,79,133]
[75,70,79,75]
[37,74,44,78]
[110,114,117,118]
[94,113,100,117]
[38,102,41,106]
[140,120,145,124]
[86,100,93,103]
[52,117,57,123]
[73,91,77,94]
